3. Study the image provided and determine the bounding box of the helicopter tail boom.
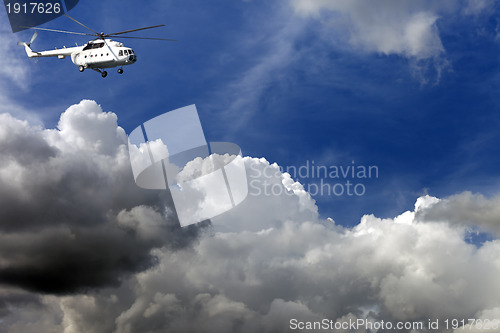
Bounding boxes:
[18,32,79,59]
[18,42,38,58]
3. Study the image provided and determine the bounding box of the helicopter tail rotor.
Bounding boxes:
[17,32,38,47]
[18,32,39,58]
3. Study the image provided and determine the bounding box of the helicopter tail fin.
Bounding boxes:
[17,32,38,58]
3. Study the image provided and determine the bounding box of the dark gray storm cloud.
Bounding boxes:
[0,101,206,294]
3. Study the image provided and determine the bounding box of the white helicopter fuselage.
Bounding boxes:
[22,38,137,72]
[18,14,173,78]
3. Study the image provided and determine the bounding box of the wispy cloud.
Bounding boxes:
[288,0,497,84]
[291,0,446,59]
[0,20,30,89]
[205,3,308,133]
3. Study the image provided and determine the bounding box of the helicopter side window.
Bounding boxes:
[129,49,134,54]
[119,50,123,56]
[124,50,129,55]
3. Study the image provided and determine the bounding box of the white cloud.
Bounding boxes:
[291,0,446,59]
[55,100,126,155]
[416,192,500,237]
[37,188,498,333]
[288,0,476,84]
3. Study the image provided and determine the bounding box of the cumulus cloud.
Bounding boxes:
[8,183,499,332]
[0,100,205,294]
[95,189,500,332]
[1,103,500,332]
[455,307,500,332]
[416,192,500,237]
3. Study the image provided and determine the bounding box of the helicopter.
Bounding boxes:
[18,14,176,78]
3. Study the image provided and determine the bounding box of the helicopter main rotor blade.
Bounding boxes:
[104,25,165,37]
[21,16,174,42]
[106,35,177,41]
[64,13,100,36]
[20,26,94,36]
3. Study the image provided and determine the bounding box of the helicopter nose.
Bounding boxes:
[129,54,137,62]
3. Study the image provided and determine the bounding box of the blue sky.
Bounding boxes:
[4,0,500,226]
[4,1,500,331]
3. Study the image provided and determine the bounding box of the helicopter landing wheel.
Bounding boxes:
[79,65,85,72]
[117,68,123,74]
[101,71,108,78]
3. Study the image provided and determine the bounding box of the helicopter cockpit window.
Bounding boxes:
[83,43,105,51]
[119,50,123,56]
[129,49,134,54]
[124,50,129,55]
